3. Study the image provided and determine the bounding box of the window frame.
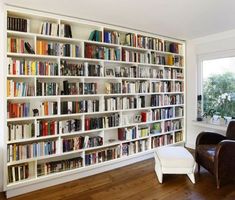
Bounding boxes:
[197,50,235,117]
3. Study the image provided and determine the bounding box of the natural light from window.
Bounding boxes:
[202,57,235,118]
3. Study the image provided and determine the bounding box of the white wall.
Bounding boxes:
[185,29,235,148]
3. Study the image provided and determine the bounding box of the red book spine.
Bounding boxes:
[51,121,55,135]
[85,118,90,131]
[42,122,46,136]
[13,60,16,75]
[118,128,125,140]
[141,112,147,122]
[122,50,126,61]
[45,122,48,136]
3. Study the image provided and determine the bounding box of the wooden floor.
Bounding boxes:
[1,158,235,200]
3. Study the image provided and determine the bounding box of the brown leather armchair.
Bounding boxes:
[195,121,235,188]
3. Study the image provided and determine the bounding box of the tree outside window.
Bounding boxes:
[202,57,235,119]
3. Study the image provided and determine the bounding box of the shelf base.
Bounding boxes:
[5,150,154,198]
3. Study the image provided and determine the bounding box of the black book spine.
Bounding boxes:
[63,80,68,95]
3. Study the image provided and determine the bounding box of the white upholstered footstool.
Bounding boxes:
[154,146,196,184]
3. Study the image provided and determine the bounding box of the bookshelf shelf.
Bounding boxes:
[7,135,59,144]
[4,6,185,197]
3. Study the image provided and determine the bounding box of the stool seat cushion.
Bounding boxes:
[154,146,196,184]
[156,147,194,168]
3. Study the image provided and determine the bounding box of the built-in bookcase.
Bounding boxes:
[4,6,185,197]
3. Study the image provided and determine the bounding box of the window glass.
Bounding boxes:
[202,57,235,118]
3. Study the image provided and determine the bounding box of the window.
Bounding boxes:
[199,54,235,118]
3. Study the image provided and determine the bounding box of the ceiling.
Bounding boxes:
[4,0,235,40]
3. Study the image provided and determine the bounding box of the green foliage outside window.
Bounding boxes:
[203,72,235,118]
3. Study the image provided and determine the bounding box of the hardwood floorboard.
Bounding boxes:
[1,157,235,200]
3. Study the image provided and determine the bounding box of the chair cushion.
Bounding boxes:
[156,147,195,168]
[196,144,217,163]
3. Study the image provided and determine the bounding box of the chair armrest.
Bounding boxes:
[215,140,235,177]
[196,131,226,146]
[216,140,235,159]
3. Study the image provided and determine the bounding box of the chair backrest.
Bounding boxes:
[226,121,235,140]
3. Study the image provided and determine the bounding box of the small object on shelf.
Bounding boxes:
[24,42,35,54]
[32,109,39,117]
[108,139,116,143]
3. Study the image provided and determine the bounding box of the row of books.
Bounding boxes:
[124,33,136,47]
[84,113,120,130]
[137,127,149,138]
[164,68,183,79]
[8,40,183,67]
[163,94,184,105]
[122,81,149,93]
[88,30,102,42]
[60,61,103,77]
[37,120,58,137]
[60,119,82,134]
[138,66,183,79]
[151,134,173,148]
[175,107,184,117]
[105,66,137,78]
[7,140,57,162]
[137,35,164,51]
[151,94,184,106]
[39,101,58,116]
[164,120,182,132]
[175,131,183,142]
[40,22,59,36]
[7,58,58,76]
[36,41,79,57]
[7,102,30,118]
[36,81,59,96]
[165,42,183,54]
[143,68,163,79]
[61,100,100,114]
[118,127,137,141]
[151,95,164,107]
[104,82,122,94]
[36,41,59,56]
[37,119,81,136]
[8,163,29,183]
[62,81,83,95]
[40,22,72,38]
[104,96,137,111]
[8,123,34,141]
[122,50,146,63]
[84,82,98,94]
[122,139,148,156]
[151,107,174,121]
[138,66,153,78]
[7,57,182,78]
[7,16,30,32]
[7,80,35,97]
[166,54,182,66]
[152,81,183,93]
[104,30,120,44]
[37,157,83,177]
[8,80,184,98]
[62,135,103,152]
[7,38,27,54]
[85,44,121,60]
[61,43,79,57]
[85,146,121,166]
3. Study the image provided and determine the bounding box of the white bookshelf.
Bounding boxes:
[4,5,185,197]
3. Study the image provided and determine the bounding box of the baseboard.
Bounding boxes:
[6,151,154,198]
[185,143,195,149]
